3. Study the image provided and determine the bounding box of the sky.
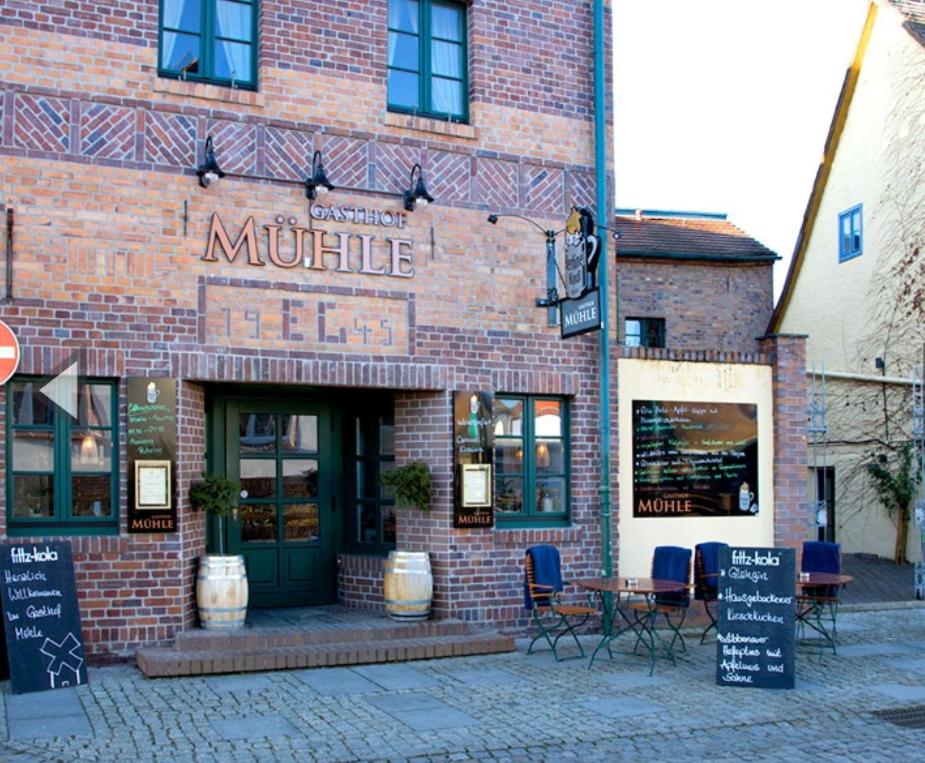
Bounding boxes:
[612,0,872,297]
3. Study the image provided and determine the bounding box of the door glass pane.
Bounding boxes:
[215,0,252,40]
[163,0,201,32]
[72,476,112,517]
[380,416,395,455]
[388,70,419,109]
[383,507,396,544]
[358,503,378,544]
[388,0,419,32]
[496,477,523,514]
[241,504,276,542]
[13,430,54,471]
[431,77,463,116]
[284,503,319,542]
[281,415,317,452]
[239,459,276,498]
[71,430,113,472]
[161,31,201,73]
[494,398,523,436]
[356,461,375,499]
[12,382,54,426]
[535,439,564,474]
[213,39,252,82]
[432,2,462,40]
[389,31,419,70]
[12,475,54,518]
[240,414,275,453]
[283,459,318,498]
[494,439,523,473]
[380,462,396,500]
[77,384,112,426]
[536,478,565,513]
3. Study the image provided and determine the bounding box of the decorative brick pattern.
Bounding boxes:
[206,119,258,176]
[522,164,565,217]
[79,103,135,160]
[567,170,596,214]
[143,110,196,168]
[14,94,70,153]
[264,126,314,181]
[474,157,519,211]
[322,135,369,190]
[427,150,470,206]
[374,141,423,194]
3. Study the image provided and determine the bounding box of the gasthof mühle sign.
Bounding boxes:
[0,542,88,694]
[632,400,759,518]
[716,546,795,690]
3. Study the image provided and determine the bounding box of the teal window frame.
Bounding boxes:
[5,377,120,536]
[387,0,469,122]
[158,0,258,90]
[344,399,396,555]
[838,204,863,262]
[494,395,571,529]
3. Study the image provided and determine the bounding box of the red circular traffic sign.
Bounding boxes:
[0,319,21,386]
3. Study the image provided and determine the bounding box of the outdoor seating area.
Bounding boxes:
[524,541,855,675]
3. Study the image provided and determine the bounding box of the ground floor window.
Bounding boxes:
[346,398,396,553]
[494,395,570,527]
[6,378,119,535]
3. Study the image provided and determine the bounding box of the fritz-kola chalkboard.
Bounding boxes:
[716,546,795,690]
[0,542,88,694]
[633,400,759,518]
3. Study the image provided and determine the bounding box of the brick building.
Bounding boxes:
[0,1,808,662]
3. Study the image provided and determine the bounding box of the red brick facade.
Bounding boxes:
[0,1,807,662]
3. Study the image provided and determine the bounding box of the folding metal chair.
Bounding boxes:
[695,541,728,644]
[631,545,692,657]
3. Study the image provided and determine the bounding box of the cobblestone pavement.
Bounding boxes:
[3,605,925,762]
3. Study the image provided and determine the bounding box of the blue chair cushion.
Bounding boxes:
[652,545,691,607]
[525,545,564,610]
[694,542,728,601]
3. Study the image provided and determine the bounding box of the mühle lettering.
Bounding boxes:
[203,212,414,277]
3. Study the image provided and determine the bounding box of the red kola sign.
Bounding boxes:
[0,320,21,386]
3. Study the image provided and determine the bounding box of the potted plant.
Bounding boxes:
[380,461,434,621]
[190,472,249,630]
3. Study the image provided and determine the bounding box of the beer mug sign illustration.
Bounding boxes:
[564,207,600,300]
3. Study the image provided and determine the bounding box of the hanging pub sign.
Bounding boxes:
[127,378,178,533]
[632,400,759,518]
[560,207,602,338]
[453,391,494,528]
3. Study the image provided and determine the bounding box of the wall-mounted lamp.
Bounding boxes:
[305,149,335,200]
[196,136,225,188]
[403,163,434,211]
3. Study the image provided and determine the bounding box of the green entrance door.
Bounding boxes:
[226,401,337,607]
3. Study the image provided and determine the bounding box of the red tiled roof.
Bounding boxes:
[613,215,778,261]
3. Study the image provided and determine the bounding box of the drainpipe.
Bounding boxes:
[593,0,612,579]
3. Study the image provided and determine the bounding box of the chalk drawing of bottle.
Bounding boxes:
[146,381,160,404]
[738,482,754,513]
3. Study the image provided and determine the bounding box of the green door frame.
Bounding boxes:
[206,388,343,607]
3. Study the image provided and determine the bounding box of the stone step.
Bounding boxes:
[136,631,515,677]
[173,618,474,652]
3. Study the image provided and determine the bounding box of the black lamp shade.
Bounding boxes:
[196,136,225,188]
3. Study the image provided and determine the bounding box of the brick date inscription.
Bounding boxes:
[204,284,409,355]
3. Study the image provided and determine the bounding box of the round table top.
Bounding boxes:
[577,576,688,595]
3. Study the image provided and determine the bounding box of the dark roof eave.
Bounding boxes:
[615,251,780,264]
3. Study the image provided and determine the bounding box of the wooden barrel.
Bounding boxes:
[384,551,432,621]
[196,555,249,630]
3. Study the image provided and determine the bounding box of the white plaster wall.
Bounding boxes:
[617,359,775,577]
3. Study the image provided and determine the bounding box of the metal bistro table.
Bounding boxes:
[796,571,853,655]
[578,576,689,675]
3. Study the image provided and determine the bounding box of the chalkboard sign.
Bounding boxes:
[633,400,759,518]
[716,546,795,690]
[453,390,494,528]
[127,378,177,533]
[0,542,88,694]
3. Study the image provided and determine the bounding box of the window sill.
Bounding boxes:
[383,111,477,140]
[154,77,265,108]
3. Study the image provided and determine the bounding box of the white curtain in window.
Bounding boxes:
[162,0,185,68]
[216,1,251,80]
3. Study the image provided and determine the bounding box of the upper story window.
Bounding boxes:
[625,317,665,348]
[387,0,468,122]
[838,204,863,262]
[159,0,258,90]
[6,378,119,536]
[494,396,570,528]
